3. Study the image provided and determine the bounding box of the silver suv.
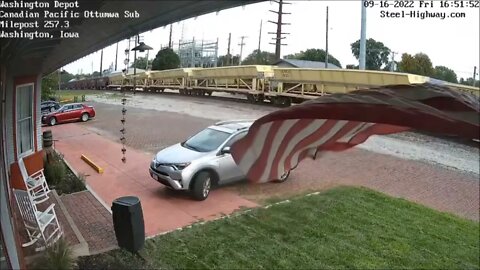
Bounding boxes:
[149,120,290,200]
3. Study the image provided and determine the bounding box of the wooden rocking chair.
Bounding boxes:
[13,189,63,251]
[18,158,51,204]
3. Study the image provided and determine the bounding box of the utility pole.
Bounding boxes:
[359,0,367,70]
[115,42,118,71]
[258,19,263,52]
[227,33,231,66]
[325,6,329,68]
[214,37,219,67]
[181,22,185,42]
[390,51,397,72]
[238,36,247,65]
[99,49,103,76]
[268,0,291,61]
[133,34,140,94]
[169,24,173,48]
[473,66,478,86]
[58,69,61,91]
[133,36,137,75]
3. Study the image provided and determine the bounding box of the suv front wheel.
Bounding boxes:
[191,171,212,201]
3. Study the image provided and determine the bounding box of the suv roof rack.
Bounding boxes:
[214,119,255,126]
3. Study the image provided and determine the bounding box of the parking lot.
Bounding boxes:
[68,91,479,220]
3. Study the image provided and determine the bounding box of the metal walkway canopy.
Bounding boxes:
[0,0,262,75]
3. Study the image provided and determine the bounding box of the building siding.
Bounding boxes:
[1,65,21,270]
[36,76,42,152]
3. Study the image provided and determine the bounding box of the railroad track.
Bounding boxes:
[115,88,288,108]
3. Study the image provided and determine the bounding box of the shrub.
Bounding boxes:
[44,154,66,186]
[32,238,75,270]
[57,171,86,195]
[43,150,87,194]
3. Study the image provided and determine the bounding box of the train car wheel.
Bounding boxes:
[255,95,264,103]
[281,97,292,107]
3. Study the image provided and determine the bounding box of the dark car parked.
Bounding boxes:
[41,101,61,114]
[42,103,96,126]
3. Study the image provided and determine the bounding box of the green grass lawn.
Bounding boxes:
[53,90,127,104]
[54,90,104,102]
[77,186,480,269]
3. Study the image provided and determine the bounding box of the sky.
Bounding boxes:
[64,0,480,79]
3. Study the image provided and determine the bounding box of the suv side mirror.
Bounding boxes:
[220,146,231,155]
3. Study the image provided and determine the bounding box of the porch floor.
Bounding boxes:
[18,190,83,258]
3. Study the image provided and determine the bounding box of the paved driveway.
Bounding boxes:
[46,123,257,237]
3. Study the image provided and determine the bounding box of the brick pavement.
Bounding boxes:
[84,102,214,154]
[60,191,117,253]
[225,150,480,221]
[82,101,479,221]
[45,123,257,237]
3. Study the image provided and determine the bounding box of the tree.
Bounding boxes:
[241,50,276,65]
[151,48,180,70]
[130,56,153,69]
[459,77,480,87]
[59,71,75,83]
[285,49,342,68]
[217,54,240,66]
[91,71,101,78]
[346,64,358,69]
[432,66,458,83]
[382,61,399,72]
[351,38,391,70]
[41,71,59,100]
[398,52,434,76]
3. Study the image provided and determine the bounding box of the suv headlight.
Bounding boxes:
[172,163,190,170]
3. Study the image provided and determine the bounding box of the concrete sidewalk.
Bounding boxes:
[45,123,257,237]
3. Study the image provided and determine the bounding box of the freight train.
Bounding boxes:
[61,65,480,105]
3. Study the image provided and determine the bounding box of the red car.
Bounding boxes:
[42,103,96,126]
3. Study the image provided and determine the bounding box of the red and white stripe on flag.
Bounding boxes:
[230,83,479,183]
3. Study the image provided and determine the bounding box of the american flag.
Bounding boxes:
[230,83,480,183]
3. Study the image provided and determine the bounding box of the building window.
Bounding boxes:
[16,83,34,158]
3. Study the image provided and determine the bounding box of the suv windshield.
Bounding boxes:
[183,128,231,152]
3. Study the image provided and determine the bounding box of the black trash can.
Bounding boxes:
[111,196,145,252]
